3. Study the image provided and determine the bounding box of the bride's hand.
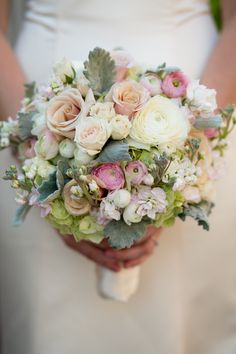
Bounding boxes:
[59,226,161,272]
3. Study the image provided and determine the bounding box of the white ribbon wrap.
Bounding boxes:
[96,265,140,302]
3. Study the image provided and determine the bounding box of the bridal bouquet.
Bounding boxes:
[1,48,235,300]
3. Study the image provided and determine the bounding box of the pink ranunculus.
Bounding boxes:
[125,160,148,185]
[140,74,162,96]
[161,71,189,98]
[204,128,219,139]
[106,80,150,118]
[92,163,125,190]
[110,50,135,82]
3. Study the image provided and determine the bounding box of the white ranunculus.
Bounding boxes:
[111,114,131,140]
[59,139,76,158]
[53,57,75,83]
[73,147,94,165]
[186,80,217,114]
[130,95,189,152]
[123,202,142,225]
[113,189,131,208]
[75,116,111,156]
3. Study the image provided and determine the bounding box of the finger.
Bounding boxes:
[63,236,122,272]
[124,254,151,268]
[105,236,157,261]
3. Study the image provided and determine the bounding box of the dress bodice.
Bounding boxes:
[16,0,217,81]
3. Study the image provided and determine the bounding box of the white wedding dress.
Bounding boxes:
[1,1,236,353]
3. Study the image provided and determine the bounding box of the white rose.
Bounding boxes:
[186,80,217,114]
[90,102,116,122]
[111,114,131,140]
[113,189,131,208]
[123,202,142,225]
[59,138,76,158]
[75,116,111,156]
[130,95,189,152]
[182,186,201,203]
[53,57,75,83]
[73,147,94,165]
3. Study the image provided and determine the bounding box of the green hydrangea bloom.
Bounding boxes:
[46,199,104,243]
[154,188,184,228]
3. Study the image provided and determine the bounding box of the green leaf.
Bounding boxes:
[96,140,131,163]
[179,204,210,231]
[194,116,223,129]
[13,204,31,226]
[83,47,116,95]
[153,154,169,182]
[56,159,70,189]
[18,111,36,140]
[24,82,36,102]
[104,219,150,249]
[37,172,59,203]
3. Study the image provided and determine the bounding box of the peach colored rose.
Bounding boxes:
[47,88,95,139]
[63,179,91,216]
[106,80,149,118]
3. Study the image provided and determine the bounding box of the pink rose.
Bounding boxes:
[125,160,148,185]
[161,71,189,98]
[106,80,149,118]
[140,74,162,96]
[92,163,125,190]
[110,50,135,82]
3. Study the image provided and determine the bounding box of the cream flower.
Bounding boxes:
[63,179,91,216]
[47,88,95,139]
[130,95,190,152]
[53,57,75,83]
[75,115,111,156]
[186,80,217,114]
[106,80,149,117]
[89,102,116,122]
[111,114,131,140]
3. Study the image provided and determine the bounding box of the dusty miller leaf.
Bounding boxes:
[96,140,131,163]
[13,204,31,226]
[24,81,36,102]
[104,219,150,249]
[83,47,116,95]
[18,111,36,140]
[194,116,222,129]
[179,204,210,231]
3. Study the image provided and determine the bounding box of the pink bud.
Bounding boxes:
[125,160,148,185]
[161,71,189,98]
